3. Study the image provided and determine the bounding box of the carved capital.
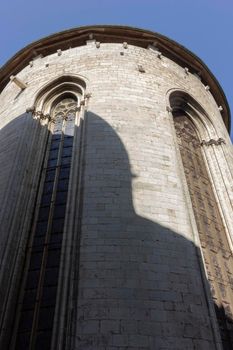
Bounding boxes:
[34,110,50,121]
[201,138,225,146]
[26,106,35,114]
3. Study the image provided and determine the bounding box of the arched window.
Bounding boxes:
[11,77,86,349]
[170,94,233,348]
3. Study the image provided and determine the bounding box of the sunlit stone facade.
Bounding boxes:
[0,26,232,349]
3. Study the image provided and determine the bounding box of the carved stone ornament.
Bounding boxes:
[84,92,92,99]
[26,106,35,114]
[201,138,225,146]
[34,110,50,120]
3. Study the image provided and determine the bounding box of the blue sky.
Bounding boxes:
[1,0,233,138]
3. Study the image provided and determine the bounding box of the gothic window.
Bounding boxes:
[173,109,233,349]
[13,96,77,349]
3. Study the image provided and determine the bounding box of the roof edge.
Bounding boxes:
[0,25,230,131]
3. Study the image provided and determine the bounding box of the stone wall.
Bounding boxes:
[0,39,232,349]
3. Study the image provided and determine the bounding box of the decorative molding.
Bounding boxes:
[201,138,225,146]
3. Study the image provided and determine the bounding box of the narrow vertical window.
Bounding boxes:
[173,110,233,349]
[14,96,77,349]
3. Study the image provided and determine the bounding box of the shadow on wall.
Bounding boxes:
[72,112,232,350]
[0,111,232,349]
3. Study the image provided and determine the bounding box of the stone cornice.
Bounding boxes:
[0,25,230,131]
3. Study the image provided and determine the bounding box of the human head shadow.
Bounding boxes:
[0,111,232,349]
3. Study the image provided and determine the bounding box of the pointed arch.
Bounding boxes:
[33,74,87,115]
[168,90,233,348]
[10,75,86,349]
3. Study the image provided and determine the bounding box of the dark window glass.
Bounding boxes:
[43,268,59,287]
[50,140,60,150]
[45,169,56,182]
[63,136,73,146]
[51,218,64,233]
[35,222,47,236]
[35,331,52,350]
[37,307,55,330]
[32,236,45,247]
[61,156,71,165]
[25,270,40,289]
[22,289,37,309]
[47,159,57,168]
[50,233,63,244]
[57,179,69,191]
[38,206,50,221]
[31,244,44,253]
[61,147,72,157]
[51,134,61,141]
[48,149,59,160]
[46,250,61,267]
[15,97,76,345]
[40,286,57,307]
[53,205,66,219]
[41,193,52,206]
[55,191,68,205]
[18,310,34,331]
[29,253,43,271]
[58,167,70,179]
[15,332,31,348]
[43,182,54,194]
